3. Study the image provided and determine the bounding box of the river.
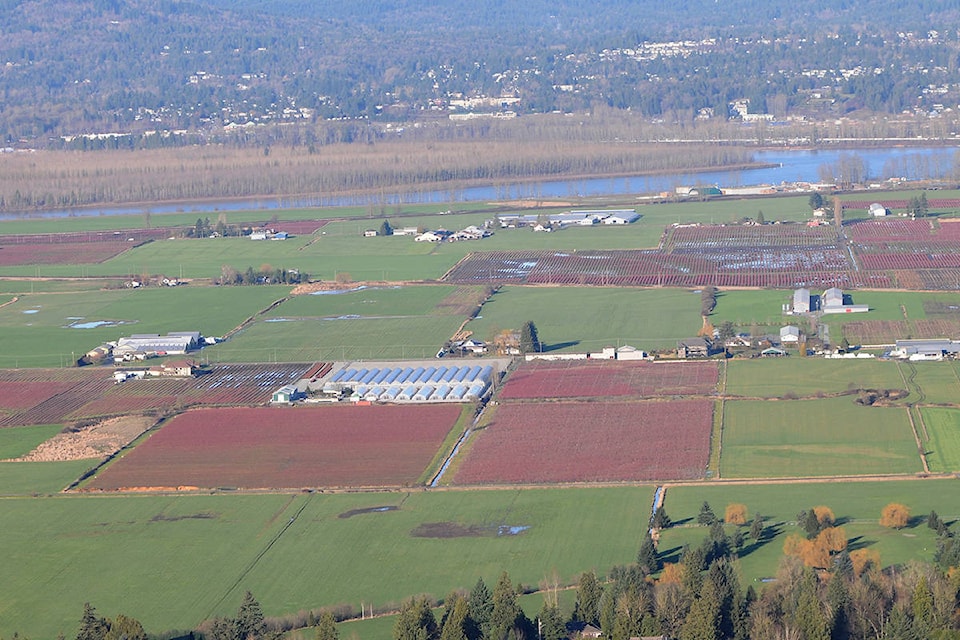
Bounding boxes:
[2,146,956,220]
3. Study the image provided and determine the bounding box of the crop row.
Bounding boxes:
[0,242,135,265]
[88,404,462,490]
[665,224,839,250]
[857,252,960,271]
[499,360,719,400]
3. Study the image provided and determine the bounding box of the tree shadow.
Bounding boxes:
[541,340,580,353]
[659,545,684,565]
[672,517,693,527]
[847,535,877,551]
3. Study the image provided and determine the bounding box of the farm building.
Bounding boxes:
[677,337,713,358]
[616,345,648,360]
[271,385,304,403]
[821,287,869,314]
[780,326,801,343]
[870,203,888,217]
[602,211,641,224]
[793,288,811,313]
[160,360,196,377]
[114,332,202,357]
[892,339,960,359]
[320,363,497,403]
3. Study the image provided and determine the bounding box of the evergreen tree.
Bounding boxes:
[698,502,717,526]
[679,579,721,640]
[573,570,602,626]
[468,578,493,637]
[394,596,439,640]
[380,219,394,236]
[652,506,672,530]
[750,512,764,541]
[537,603,565,640]
[490,572,520,640]
[791,571,829,640]
[637,530,661,575]
[519,321,541,353]
[76,603,109,640]
[809,192,825,211]
[315,611,339,640]
[439,595,472,640]
[235,591,266,640]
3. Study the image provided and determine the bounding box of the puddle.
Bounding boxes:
[67,320,134,329]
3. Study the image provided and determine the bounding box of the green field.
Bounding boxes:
[719,397,921,477]
[659,478,959,581]
[903,361,960,404]
[467,285,703,351]
[0,424,64,459]
[725,358,906,398]
[0,285,287,367]
[205,285,475,362]
[0,486,653,639]
[0,459,95,495]
[920,407,960,472]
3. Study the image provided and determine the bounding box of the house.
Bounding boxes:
[160,359,196,377]
[870,202,888,217]
[677,337,713,358]
[460,339,488,355]
[780,325,801,344]
[578,625,602,639]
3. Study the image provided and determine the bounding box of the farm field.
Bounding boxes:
[719,397,921,478]
[0,285,288,368]
[467,286,703,351]
[900,361,960,404]
[0,460,95,495]
[89,404,467,490]
[0,363,317,426]
[919,408,960,472]
[0,486,653,639]
[270,284,477,319]
[498,360,718,400]
[452,400,713,484]
[0,424,65,458]
[724,358,906,398]
[205,314,465,362]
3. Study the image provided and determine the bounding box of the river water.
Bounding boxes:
[3,146,956,220]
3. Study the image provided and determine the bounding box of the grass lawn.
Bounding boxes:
[920,407,960,472]
[0,424,64,459]
[0,286,287,367]
[720,397,921,478]
[659,478,959,579]
[725,358,906,398]
[467,286,703,351]
[0,459,95,495]
[0,486,652,639]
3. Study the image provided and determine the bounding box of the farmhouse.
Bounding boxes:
[677,337,713,358]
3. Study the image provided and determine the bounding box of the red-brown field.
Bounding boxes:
[498,360,718,400]
[0,241,135,265]
[452,400,713,484]
[0,363,320,426]
[88,404,464,490]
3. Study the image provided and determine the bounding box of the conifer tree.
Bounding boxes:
[315,611,339,640]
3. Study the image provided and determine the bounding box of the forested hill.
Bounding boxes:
[2,0,960,144]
